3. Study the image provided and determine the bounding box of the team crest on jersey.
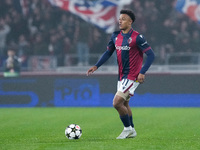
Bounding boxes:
[128,37,132,44]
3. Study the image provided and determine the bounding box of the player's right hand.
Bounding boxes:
[86,66,97,76]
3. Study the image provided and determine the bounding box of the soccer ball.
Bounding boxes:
[65,124,82,139]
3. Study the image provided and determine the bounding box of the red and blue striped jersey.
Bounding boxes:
[107,28,152,81]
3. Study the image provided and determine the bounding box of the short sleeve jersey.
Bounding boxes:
[107,28,151,81]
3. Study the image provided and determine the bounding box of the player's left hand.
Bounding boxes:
[137,73,145,83]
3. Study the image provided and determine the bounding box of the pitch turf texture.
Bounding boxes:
[0,108,200,150]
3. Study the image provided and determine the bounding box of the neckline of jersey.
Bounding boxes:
[120,28,134,36]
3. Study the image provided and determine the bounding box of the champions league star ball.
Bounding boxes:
[65,124,82,139]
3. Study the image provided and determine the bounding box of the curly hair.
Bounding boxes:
[120,9,136,23]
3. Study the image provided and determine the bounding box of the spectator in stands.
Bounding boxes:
[174,21,191,53]
[31,7,43,33]
[191,30,200,53]
[63,13,77,43]
[190,30,200,63]
[75,19,91,66]
[7,10,29,43]
[3,47,20,77]
[130,1,146,34]
[48,32,64,66]
[17,34,30,67]
[90,28,106,54]
[32,33,48,55]
[0,18,10,57]
[62,37,72,66]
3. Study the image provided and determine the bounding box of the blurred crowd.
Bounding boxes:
[130,0,200,64]
[0,0,200,69]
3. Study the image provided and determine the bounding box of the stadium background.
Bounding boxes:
[0,0,200,107]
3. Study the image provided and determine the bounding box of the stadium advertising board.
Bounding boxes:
[0,74,200,107]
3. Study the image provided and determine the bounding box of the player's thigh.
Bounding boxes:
[113,93,125,108]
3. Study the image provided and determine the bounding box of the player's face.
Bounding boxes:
[119,14,132,31]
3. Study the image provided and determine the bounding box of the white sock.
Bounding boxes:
[124,126,132,130]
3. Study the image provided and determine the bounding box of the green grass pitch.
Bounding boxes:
[0,107,200,150]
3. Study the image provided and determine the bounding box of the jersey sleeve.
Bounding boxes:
[136,34,151,53]
[136,34,155,74]
[95,50,113,68]
[106,33,116,53]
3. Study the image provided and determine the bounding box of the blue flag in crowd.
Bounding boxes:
[176,0,200,23]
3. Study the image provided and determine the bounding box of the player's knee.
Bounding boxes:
[113,100,120,110]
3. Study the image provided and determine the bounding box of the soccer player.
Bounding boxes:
[87,9,155,139]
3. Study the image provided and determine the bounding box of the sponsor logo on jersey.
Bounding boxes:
[115,45,131,51]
